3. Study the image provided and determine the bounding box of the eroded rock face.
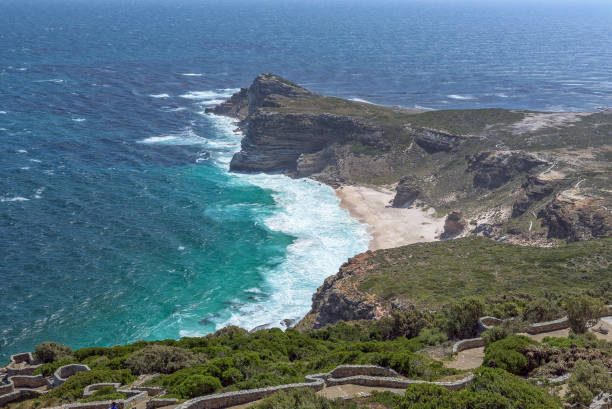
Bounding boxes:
[539,193,612,241]
[441,212,466,239]
[301,253,383,329]
[467,151,547,189]
[230,111,385,172]
[246,73,313,116]
[412,126,465,153]
[393,176,421,208]
[511,176,557,217]
[204,87,249,120]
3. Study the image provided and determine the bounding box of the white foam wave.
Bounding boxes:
[72,118,86,122]
[34,79,64,84]
[1,196,30,202]
[150,93,170,99]
[495,93,509,98]
[34,187,45,199]
[160,107,187,112]
[202,114,370,331]
[29,159,42,163]
[20,167,30,170]
[179,90,236,100]
[414,105,434,110]
[138,128,207,145]
[17,149,27,154]
[0,111,7,114]
[182,73,203,77]
[447,94,476,100]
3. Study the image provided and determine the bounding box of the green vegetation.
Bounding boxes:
[34,342,74,363]
[483,336,537,375]
[565,294,607,333]
[79,386,125,403]
[46,369,135,403]
[481,327,510,346]
[355,237,612,311]
[567,360,612,406]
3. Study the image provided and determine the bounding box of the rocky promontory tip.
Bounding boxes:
[208,74,612,245]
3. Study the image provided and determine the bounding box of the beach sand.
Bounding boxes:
[335,185,445,251]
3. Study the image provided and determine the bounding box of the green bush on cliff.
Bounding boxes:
[79,386,125,403]
[124,344,202,374]
[45,369,135,403]
[33,359,77,377]
[567,360,612,406]
[565,294,606,334]
[34,341,74,363]
[445,296,485,339]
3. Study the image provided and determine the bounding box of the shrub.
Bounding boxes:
[79,386,125,403]
[483,336,536,375]
[522,298,563,323]
[175,375,222,398]
[417,327,447,346]
[565,295,606,334]
[252,388,337,409]
[378,308,433,340]
[45,369,134,403]
[124,345,199,375]
[567,360,612,406]
[34,360,77,377]
[445,296,485,339]
[34,342,74,363]
[221,367,243,386]
[482,326,510,346]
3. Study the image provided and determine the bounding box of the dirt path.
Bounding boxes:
[444,347,485,370]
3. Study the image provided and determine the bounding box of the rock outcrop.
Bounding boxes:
[205,87,249,120]
[441,212,466,239]
[511,176,557,217]
[467,151,547,189]
[230,111,385,172]
[538,192,612,242]
[411,126,465,153]
[392,176,421,208]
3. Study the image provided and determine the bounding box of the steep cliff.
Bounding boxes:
[208,74,612,244]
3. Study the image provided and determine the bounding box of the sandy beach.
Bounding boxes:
[335,185,445,251]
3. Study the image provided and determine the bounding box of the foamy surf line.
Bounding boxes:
[204,115,369,332]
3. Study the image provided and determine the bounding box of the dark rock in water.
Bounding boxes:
[511,175,557,217]
[441,211,466,239]
[467,150,547,189]
[411,126,465,153]
[281,318,296,328]
[538,194,612,241]
[393,176,421,208]
[205,87,249,120]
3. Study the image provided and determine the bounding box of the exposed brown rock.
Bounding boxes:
[392,176,421,208]
[441,212,466,239]
[467,151,547,189]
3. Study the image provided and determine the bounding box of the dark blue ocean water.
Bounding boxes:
[1,0,611,362]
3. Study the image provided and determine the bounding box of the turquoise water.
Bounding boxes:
[1,0,612,362]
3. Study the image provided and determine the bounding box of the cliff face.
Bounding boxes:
[208,73,612,245]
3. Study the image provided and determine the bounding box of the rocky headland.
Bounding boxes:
[208,73,612,328]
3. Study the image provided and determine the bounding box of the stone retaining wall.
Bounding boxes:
[10,375,51,388]
[147,398,179,409]
[53,364,90,387]
[452,337,485,354]
[0,389,42,407]
[0,380,15,396]
[83,383,121,398]
[6,352,42,377]
[478,316,503,331]
[131,386,166,397]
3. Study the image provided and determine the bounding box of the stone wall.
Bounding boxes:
[131,386,165,397]
[83,383,121,398]
[0,380,15,396]
[53,364,90,387]
[452,337,485,354]
[6,352,41,377]
[0,389,42,407]
[478,316,503,331]
[147,398,179,409]
[10,375,51,388]
[527,317,569,334]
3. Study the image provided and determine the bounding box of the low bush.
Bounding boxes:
[33,359,77,377]
[124,345,202,375]
[252,388,337,409]
[34,342,74,363]
[45,369,135,403]
[417,327,447,346]
[174,375,222,398]
[483,336,536,375]
[79,386,125,403]
[445,296,485,339]
[565,295,606,334]
[482,326,510,345]
[567,360,612,406]
[522,298,563,323]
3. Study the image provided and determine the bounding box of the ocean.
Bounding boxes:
[1,0,611,362]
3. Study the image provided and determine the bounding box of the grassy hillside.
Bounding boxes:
[356,237,612,308]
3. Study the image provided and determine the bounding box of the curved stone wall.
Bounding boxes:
[0,380,15,396]
[147,398,179,409]
[0,389,43,407]
[53,364,90,387]
[83,383,121,398]
[452,337,485,354]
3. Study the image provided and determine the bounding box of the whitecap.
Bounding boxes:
[447,94,476,100]
[414,105,434,110]
[0,111,7,114]
[71,118,86,122]
[34,187,45,199]
[20,167,30,170]
[178,246,185,251]
[33,79,64,84]
[138,127,206,145]
[182,73,203,77]
[149,93,170,99]
[1,196,30,202]
[18,68,27,71]
[495,93,509,98]
[160,107,187,112]
[29,159,42,163]
[17,149,27,154]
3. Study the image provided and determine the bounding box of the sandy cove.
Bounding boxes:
[335,185,445,251]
